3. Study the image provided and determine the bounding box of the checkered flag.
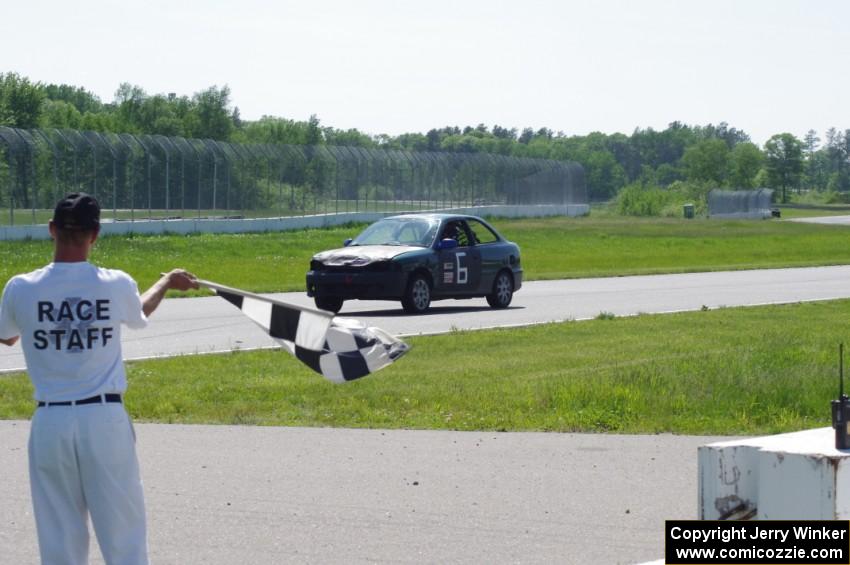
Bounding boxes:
[199,280,409,382]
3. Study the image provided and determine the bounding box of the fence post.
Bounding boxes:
[0,129,17,226]
[93,132,119,219]
[34,130,61,208]
[12,129,38,223]
[54,130,79,190]
[152,136,174,213]
[80,132,97,200]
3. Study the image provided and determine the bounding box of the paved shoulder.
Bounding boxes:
[0,420,732,564]
[786,215,850,225]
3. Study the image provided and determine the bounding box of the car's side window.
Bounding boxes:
[440,221,470,246]
[455,225,471,247]
[466,219,499,244]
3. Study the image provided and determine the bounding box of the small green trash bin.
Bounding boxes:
[683,203,694,219]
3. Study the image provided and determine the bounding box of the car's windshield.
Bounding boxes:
[351,217,440,247]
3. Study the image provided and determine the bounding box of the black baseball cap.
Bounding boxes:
[52,192,101,231]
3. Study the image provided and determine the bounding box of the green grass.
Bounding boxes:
[777,206,850,219]
[0,227,350,295]
[3,215,850,294]
[0,300,844,435]
[510,215,850,279]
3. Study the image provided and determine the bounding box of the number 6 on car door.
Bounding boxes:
[456,252,467,284]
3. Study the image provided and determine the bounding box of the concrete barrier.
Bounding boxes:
[0,204,590,241]
[698,427,850,520]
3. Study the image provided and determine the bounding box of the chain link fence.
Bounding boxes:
[0,127,587,226]
[708,189,774,219]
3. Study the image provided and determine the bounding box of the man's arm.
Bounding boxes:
[0,280,19,347]
[141,269,199,317]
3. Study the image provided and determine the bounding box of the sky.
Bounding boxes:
[1,0,847,146]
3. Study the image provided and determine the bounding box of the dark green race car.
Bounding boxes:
[306,213,523,314]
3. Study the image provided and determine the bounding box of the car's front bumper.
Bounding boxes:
[306,270,408,299]
[513,268,523,291]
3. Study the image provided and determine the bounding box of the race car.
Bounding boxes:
[306,213,522,314]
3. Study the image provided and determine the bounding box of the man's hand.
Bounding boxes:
[142,269,200,317]
[0,335,20,347]
[162,269,200,292]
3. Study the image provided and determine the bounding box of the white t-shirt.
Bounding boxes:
[0,262,148,401]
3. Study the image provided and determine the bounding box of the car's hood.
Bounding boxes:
[313,245,423,266]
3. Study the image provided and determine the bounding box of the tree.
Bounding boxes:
[802,129,822,190]
[728,142,764,189]
[803,129,820,156]
[492,125,516,140]
[0,72,45,128]
[440,134,477,153]
[138,94,183,136]
[325,127,375,147]
[825,128,843,179]
[535,127,554,140]
[394,132,428,151]
[824,128,850,191]
[425,129,441,151]
[190,85,234,141]
[237,116,310,145]
[113,83,147,133]
[582,150,627,200]
[42,99,83,129]
[843,130,850,191]
[43,83,102,114]
[305,114,322,145]
[764,133,803,202]
[80,111,119,132]
[682,138,729,185]
[697,121,750,147]
[231,106,242,130]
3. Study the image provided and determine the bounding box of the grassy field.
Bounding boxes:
[776,206,850,219]
[2,215,850,294]
[0,299,845,436]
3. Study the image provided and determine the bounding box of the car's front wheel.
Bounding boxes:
[486,271,513,308]
[315,296,344,313]
[401,273,431,314]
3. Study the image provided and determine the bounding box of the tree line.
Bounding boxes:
[1,72,848,203]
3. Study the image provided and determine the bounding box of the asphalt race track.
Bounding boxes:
[0,420,730,565]
[3,265,850,373]
[787,214,850,225]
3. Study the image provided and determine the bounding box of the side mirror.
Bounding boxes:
[438,238,458,250]
[343,238,353,247]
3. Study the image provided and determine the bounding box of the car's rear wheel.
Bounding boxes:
[401,273,431,314]
[486,271,513,308]
[315,296,344,313]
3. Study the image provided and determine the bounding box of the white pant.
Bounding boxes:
[28,402,148,565]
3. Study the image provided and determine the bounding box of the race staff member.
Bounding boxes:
[0,192,198,565]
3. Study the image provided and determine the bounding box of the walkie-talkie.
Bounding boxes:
[832,343,850,449]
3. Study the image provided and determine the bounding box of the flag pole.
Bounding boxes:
[196,279,334,319]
